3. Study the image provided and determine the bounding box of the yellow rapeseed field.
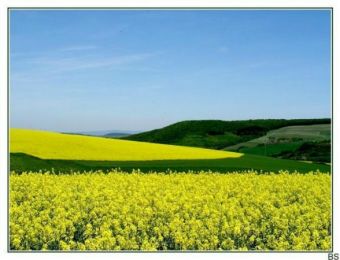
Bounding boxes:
[10,171,331,251]
[10,128,241,161]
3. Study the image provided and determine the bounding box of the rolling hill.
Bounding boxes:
[10,128,330,173]
[121,119,330,150]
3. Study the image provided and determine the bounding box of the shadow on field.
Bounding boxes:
[10,153,330,174]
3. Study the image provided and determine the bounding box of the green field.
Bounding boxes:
[10,128,330,173]
[225,124,331,162]
[226,124,330,151]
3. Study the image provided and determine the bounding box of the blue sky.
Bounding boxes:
[10,9,331,132]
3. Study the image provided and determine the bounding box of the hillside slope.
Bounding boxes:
[121,119,331,150]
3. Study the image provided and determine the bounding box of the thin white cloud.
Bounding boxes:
[13,52,160,77]
[60,45,98,52]
[12,44,97,58]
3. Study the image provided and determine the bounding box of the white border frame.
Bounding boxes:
[0,1,338,260]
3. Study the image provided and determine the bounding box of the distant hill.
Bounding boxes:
[68,130,139,137]
[122,119,331,150]
[104,132,132,138]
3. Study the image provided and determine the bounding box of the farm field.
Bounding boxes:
[225,124,330,151]
[9,128,332,251]
[10,128,238,161]
[225,124,331,162]
[10,171,331,251]
[10,129,330,173]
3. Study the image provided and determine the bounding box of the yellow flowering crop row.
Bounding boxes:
[10,128,241,161]
[10,171,331,251]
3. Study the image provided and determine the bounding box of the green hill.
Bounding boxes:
[122,119,331,150]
